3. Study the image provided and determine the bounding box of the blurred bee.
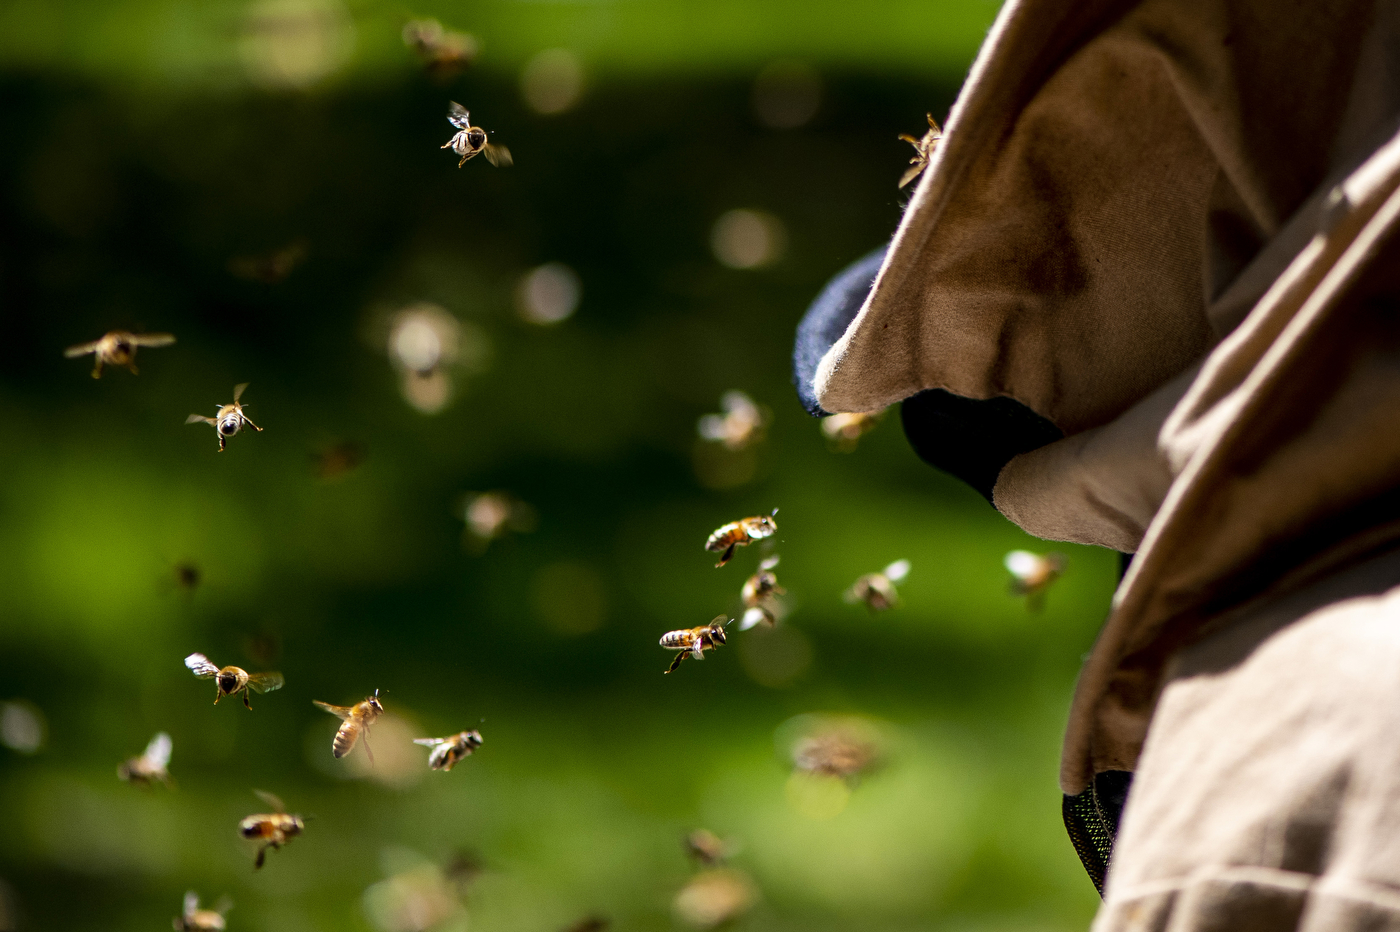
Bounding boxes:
[705,509,778,567]
[313,440,366,479]
[414,729,484,771]
[173,561,202,592]
[844,559,910,612]
[117,731,172,787]
[820,409,885,451]
[228,238,307,284]
[684,829,733,867]
[898,113,943,189]
[697,390,768,452]
[661,615,731,674]
[173,891,231,931]
[64,330,175,378]
[739,555,785,630]
[184,653,285,709]
[239,789,305,869]
[458,491,537,551]
[443,102,513,168]
[314,689,384,762]
[791,719,882,782]
[562,918,610,932]
[403,18,478,79]
[673,868,756,930]
[185,383,262,452]
[1005,550,1068,610]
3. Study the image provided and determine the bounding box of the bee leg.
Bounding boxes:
[213,688,222,705]
[242,689,253,711]
[715,543,736,568]
[241,414,262,432]
[255,846,266,870]
[363,733,375,766]
[127,361,139,375]
[91,359,103,379]
[665,651,686,674]
[218,433,227,453]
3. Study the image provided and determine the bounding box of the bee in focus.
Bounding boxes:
[684,829,734,867]
[1005,550,1068,610]
[661,615,731,674]
[414,729,484,771]
[117,731,172,787]
[705,509,778,567]
[697,390,768,452]
[791,718,883,782]
[227,238,307,284]
[185,383,262,452]
[739,555,785,630]
[239,789,305,870]
[184,653,285,709]
[820,409,886,451]
[843,559,911,613]
[173,891,231,931]
[442,102,513,168]
[64,330,175,378]
[898,113,943,189]
[314,689,384,762]
[403,18,478,79]
[673,868,757,930]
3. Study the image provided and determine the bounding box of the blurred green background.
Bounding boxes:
[0,0,1114,929]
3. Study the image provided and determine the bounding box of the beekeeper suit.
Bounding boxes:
[795,0,1400,926]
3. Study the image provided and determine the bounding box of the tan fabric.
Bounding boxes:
[1095,545,1400,930]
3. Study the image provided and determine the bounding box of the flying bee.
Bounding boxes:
[739,555,785,630]
[791,718,883,782]
[313,689,384,762]
[898,113,943,189]
[843,559,911,612]
[185,383,262,452]
[684,829,733,867]
[184,653,285,709]
[238,789,305,869]
[403,18,478,79]
[227,238,307,284]
[697,391,768,452]
[661,615,731,674]
[64,330,175,378]
[562,918,610,932]
[173,891,231,931]
[673,868,757,930]
[705,509,778,567]
[414,729,484,771]
[1005,550,1068,610]
[442,102,513,168]
[117,731,172,787]
[820,409,886,451]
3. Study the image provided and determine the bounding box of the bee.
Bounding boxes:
[739,555,785,630]
[184,653,285,709]
[697,391,768,452]
[562,918,610,932]
[173,891,231,931]
[185,383,263,452]
[227,238,307,284]
[683,829,733,866]
[173,561,202,592]
[661,615,731,674]
[820,409,885,451]
[414,729,484,771]
[673,868,756,929]
[791,720,882,782]
[312,440,366,479]
[117,731,172,787]
[1005,550,1068,610]
[705,509,778,567]
[442,102,513,168]
[313,689,384,762]
[238,789,305,869]
[898,113,943,189]
[64,330,175,378]
[843,559,911,612]
[403,19,478,79]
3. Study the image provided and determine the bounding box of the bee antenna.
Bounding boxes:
[770,507,779,517]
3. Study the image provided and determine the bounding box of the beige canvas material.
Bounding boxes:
[1092,544,1400,930]
[815,0,1378,435]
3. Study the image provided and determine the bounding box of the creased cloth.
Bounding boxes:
[1096,544,1400,931]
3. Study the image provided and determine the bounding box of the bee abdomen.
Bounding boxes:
[705,525,740,552]
[333,723,358,758]
[659,631,692,649]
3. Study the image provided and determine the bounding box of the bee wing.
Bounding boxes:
[483,142,512,167]
[252,788,286,812]
[183,891,199,917]
[697,414,729,441]
[899,164,925,189]
[413,737,444,747]
[1004,550,1040,580]
[144,732,172,769]
[212,895,233,916]
[132,332,176,347]
[447,101,471,127]
[710,614,729,626]
[313,700,354,721]
[739,607,767,631]
[185,653,219,677]
[759,555,780,571]
[842,584,863,604]
[247,672,284,694]
[884,559,911,583]
[64,341,99,357]
[232,382,249,403]
[185,414,216,426]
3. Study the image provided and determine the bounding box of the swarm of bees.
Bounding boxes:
[185,653,284,709]
[898,112,943,189]
[697,390,768,452]
[239,789,306,870]
[174,891,231,931]
[443,102,512,168]
[65,330,175,378]
[414,729,484,771]
[186,383,263,452]
[1005,549,1068,610]
[117,731,173,787]
[844,559,911,612]
[820,409,886,451]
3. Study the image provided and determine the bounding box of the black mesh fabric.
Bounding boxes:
[1062,770,1135,897]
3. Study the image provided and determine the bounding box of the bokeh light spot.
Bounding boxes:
[516,263,581,325]
[521,49,585,115]
[752,60,822,129]
[0,701,46,754]
[710,209,787,269]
